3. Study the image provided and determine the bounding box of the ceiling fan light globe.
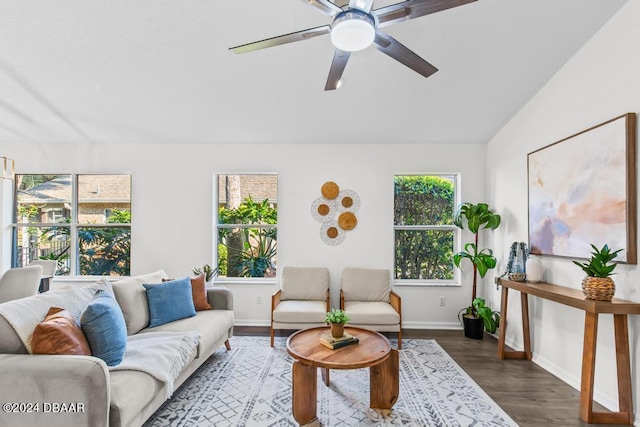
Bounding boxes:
[331,11,375,52]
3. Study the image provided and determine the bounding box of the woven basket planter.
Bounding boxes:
[581,276,615,301]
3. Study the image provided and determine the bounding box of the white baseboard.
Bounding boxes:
[503,336,639,425]
[232,320,462,330]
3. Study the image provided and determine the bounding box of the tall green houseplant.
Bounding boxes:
[453,202,501,306]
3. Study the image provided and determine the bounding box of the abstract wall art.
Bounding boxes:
[528,113,637,263]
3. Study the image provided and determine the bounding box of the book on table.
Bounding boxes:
[320,331,356,344]
[319,332,359,349]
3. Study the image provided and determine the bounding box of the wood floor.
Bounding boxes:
[235,326,621,427]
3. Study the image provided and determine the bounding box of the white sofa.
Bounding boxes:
[0,270,234,427]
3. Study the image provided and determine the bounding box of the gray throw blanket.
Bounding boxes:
[110,331,200,399]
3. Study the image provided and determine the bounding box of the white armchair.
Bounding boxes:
[270,266,330,347]
[0,265,43,303]
[340,267,402,349]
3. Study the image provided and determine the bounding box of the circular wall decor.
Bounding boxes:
[311,197,337,223]
[336,189,360,213]
[338,211,357,230]
[312,181,360,245]
[321,181,340,199]
[320,221,345,246]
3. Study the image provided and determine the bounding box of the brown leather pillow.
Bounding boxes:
[32,307,91,355]
[190,274,212,311]
[162,275,212,311]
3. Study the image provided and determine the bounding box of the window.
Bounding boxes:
[394,175,458,283]
[216,174,277,279]
[13,174,132,276]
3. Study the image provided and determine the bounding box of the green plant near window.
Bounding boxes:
[460,298,500,334]
[239,228,277,277]
[453,202,501,305]
[325,308,349,325]
[192,264,216,282]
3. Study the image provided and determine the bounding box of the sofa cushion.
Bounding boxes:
[143,277,196,328]
[280,266,329,301]
[112,269,168,335]
[272,300,328,323]
[341,267,391,302]
[81,290,127,366]
[139,309,233,358]
[343,301,400,325]
[32,307,91,355]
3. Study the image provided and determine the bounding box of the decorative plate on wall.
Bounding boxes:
[312,181,359,245]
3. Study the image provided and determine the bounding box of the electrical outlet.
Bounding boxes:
[256,296,262,304]
[439,296,446,306]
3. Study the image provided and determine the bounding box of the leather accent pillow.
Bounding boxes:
[189,274,212,311]
[32,307,91,356]
[163,274,211,311]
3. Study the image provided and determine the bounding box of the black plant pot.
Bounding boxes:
[463,315,484,340]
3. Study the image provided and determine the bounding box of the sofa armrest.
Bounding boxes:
[0,354,110,427]
[206,286,233,310]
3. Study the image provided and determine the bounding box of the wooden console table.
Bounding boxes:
[497,278,640,425]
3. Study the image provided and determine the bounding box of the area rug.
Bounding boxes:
[144,336,517,427]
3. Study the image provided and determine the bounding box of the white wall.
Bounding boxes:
[487,0,640,418]
[0,141,487,328]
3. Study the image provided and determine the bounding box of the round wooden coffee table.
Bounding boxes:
[286,326,399,425]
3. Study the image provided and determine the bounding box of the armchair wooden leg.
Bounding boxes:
[270,326,275,347]
[397,329,402,350]
[224,339,231,350]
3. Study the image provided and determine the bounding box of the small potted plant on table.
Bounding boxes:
[325,308,349,338]
[573,244,621,301]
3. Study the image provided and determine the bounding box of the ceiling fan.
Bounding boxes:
[229,0,477,90]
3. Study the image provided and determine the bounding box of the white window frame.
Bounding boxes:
[13,173,131,277]
[213,172,278,284]
[393,173,461,287]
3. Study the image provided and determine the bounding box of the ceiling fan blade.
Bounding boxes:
[348,0,374,12]
[325,49,351,91]
[229,25,331,54]
[374,0,477,28]
[373,30,438,78]
[301,0,343,16]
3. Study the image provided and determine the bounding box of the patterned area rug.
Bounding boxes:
[144,336,517,427]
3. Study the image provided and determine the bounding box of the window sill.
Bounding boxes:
[393,280,461,287]
[214,279,277,286]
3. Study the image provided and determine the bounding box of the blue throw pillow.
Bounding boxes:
[143,277,196,328]
[80,289,127,366]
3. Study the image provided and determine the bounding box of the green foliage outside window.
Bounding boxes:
[41,209,131,276]
[394,175,455,280]
[218,197,277,278]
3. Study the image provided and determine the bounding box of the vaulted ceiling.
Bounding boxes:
[0,0,628,145]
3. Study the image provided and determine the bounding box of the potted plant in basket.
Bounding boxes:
[453,202,501,339]
[325,308,349,338]
[573,244,621,301]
